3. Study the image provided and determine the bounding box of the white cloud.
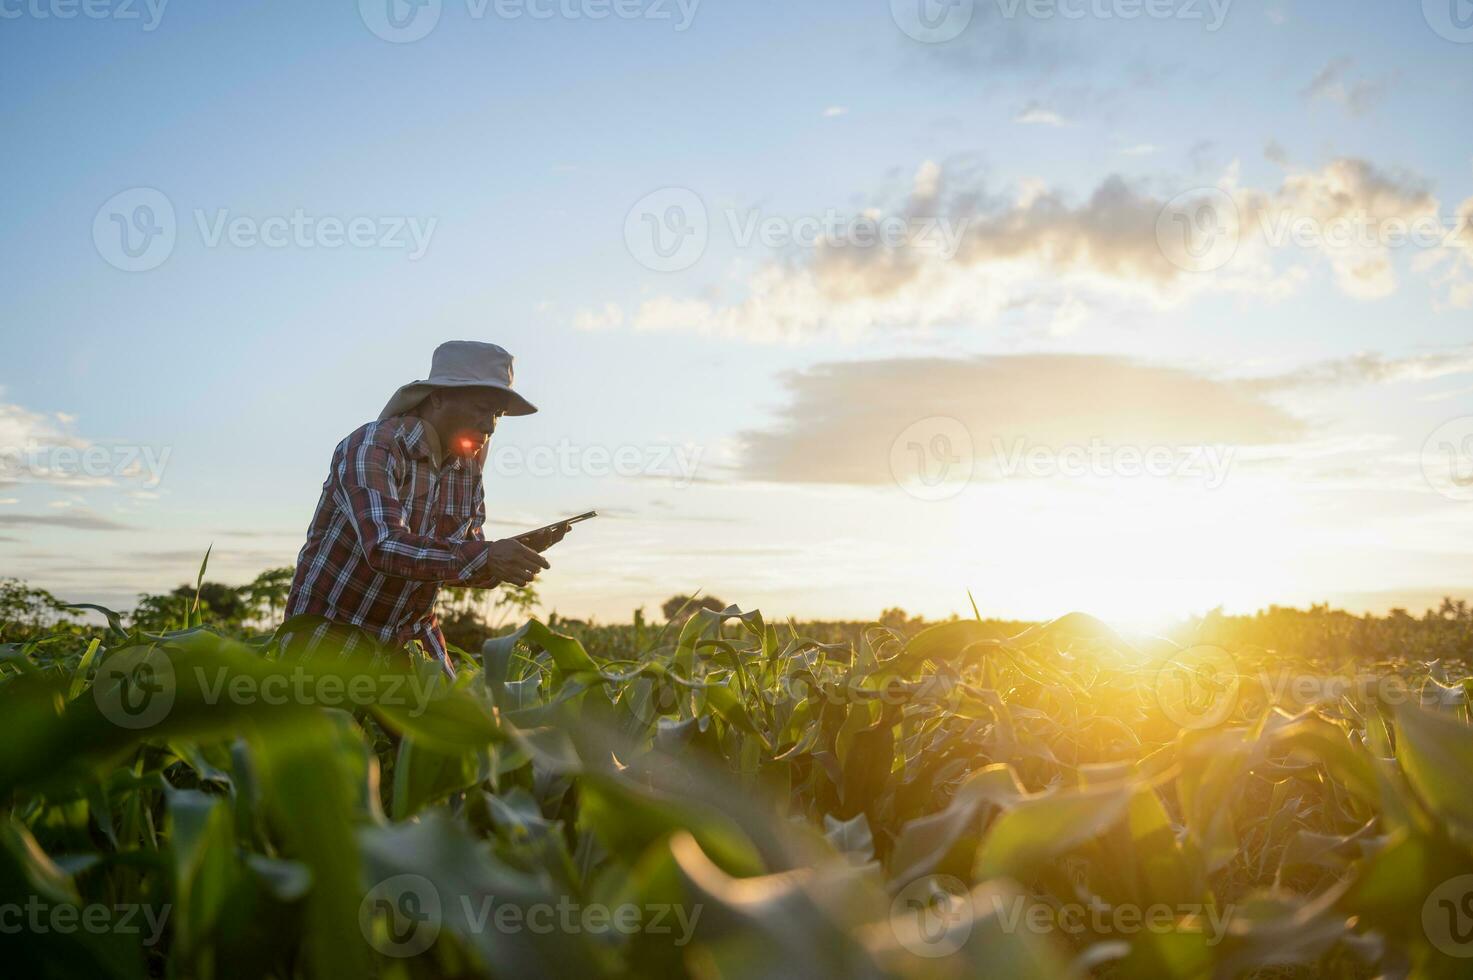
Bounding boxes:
[1302,57,1390,117]
[822,106,848,118]
[1015,106,1066,126]
[581,157,1468,343]
[573,302,625,331]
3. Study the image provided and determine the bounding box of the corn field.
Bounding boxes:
[2,593,1472,979]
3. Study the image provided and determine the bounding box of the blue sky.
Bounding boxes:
[2,0,1472,624]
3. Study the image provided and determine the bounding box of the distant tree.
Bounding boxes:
[130,591,192,632]
[878,607,924,630]
[661,594,726,622]
[437,582,542,653]
[0,579,78,641]
[244,567,294,626]
[131,581,251,632]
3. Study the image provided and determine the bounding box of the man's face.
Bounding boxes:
[436,388,507,457]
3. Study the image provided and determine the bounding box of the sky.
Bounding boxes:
[1,0,1471,627]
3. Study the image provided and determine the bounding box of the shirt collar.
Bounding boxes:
[402,418,444,468]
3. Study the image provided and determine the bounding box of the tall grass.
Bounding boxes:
[1,597,1471,978]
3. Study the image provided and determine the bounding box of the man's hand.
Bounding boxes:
[471,538,550,588]
[518,522,570,553]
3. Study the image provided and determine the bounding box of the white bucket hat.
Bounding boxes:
[379,341,538,421]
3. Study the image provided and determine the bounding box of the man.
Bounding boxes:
[281,341,563,674]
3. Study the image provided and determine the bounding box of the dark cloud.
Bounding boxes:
[0,512,130,531]
[914,4,1083,76]
[1302,57,1391,117]
[738,355,1307,485]
[1250,348,1473,391]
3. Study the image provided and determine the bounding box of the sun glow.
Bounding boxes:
[945,472,1314,630]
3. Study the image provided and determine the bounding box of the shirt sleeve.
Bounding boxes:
[332,430,491,583]
[469,477,487,541]
[464,458,502,586]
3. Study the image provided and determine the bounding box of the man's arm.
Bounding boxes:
[333,435,488,582]
[333,431,548,587]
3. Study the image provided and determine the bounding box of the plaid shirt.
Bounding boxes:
[283,416,493,673]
